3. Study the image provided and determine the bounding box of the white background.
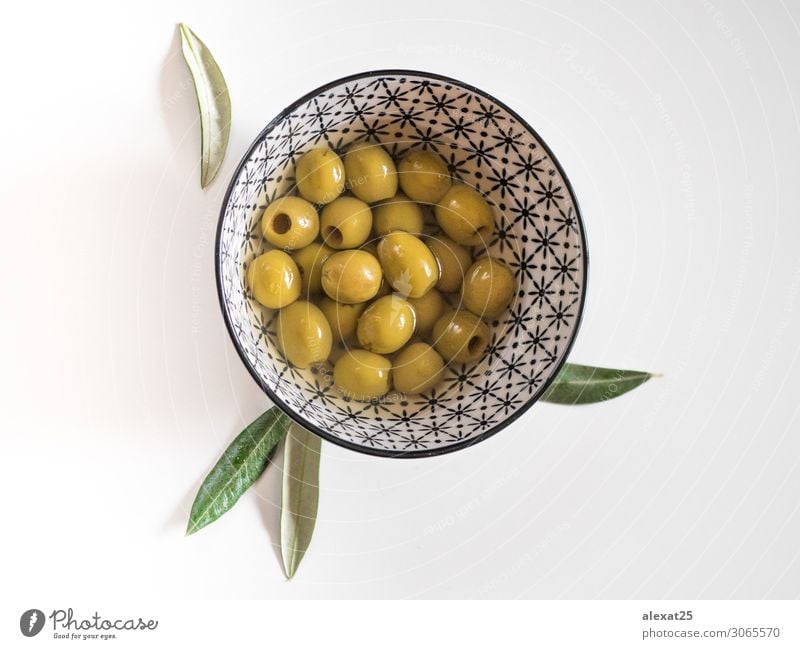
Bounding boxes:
[1,0,799,600]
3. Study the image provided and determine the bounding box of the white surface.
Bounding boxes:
[1,0,799,599]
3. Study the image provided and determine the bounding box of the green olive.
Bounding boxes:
[356,294,416,354]
[292,242,333,296]
[407,288,445,338]
[246,250,300,309]
[427,235,472,293]
[295,148,345,205]
[344,141,398,203]
[462,257,516,319]
[321,249,382,304]
[377,231,439,298]
[334,349,392,401]
[398,149,451,204]
[320,196,372,249]
[275,300,333,368]
[432,309,490,363]
[319,296,367,343]
[261,196,319,249]
[393,342,445,394]
[434,184,495,246]
[373,193,424,236]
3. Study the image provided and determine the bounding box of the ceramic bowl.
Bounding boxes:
[216,70,587,457]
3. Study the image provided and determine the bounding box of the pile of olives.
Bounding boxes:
[246,142,516,401]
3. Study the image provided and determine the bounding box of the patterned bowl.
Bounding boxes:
[216,70,587,458]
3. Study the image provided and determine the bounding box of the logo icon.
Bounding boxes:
[20,609,45,637]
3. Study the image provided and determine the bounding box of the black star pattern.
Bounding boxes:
[218,73,585,454]
[550,251,581,284]
[375,81,412,109]
[491,126,525,155]
[333,83,366,107]
[408,125,440,148]
[530,224,561,259]
[522,322,553,357]
[553,205,579,235]
[528,276,558,310]
[441,114,477,142]
[507,246,540,282]
[342,100,376,123]
[443,150,470,180]
[489,219,518,254]
[512,151,546,183]
[352,118,391,142]
[490,390,526,419]
[486,167,520,199]
[507,193,540,227]
[473,98,506,128]
[533,178,566,211]
[422,90,466,117]
[407,77,434,97]
[544,297,579,332]
[388,107,425,131]
[464,135,499,168]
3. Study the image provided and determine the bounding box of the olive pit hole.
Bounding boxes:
[271,212,292,235]
[467,335,484,354]
[325,226,343,246]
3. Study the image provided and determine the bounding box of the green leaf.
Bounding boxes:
[187,407,289,535]
[541,362,657,405]
[280,423,321,579]
[177,23,231,188]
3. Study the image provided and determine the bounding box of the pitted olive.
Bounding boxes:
[320,196,372,249]
[462,257,515,319]
[321,249,382,304]
[398,149,451,204]
[343,141,398,203]
[261,196,319,249]
[393,342,445,394]
[356,294,416,354]
[373,192,424,236]
[434,184,494,246]
[276,300,333,368]
[377,231,438,298]
[431,309,490,363]
[333,349,392,401]
[295,148,345,204]
[246,250,300,309]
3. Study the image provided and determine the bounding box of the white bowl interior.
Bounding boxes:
[217,72,586,456]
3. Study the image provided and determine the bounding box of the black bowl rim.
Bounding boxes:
[215,68,589,459]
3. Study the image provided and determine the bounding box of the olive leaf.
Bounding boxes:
[280,423,321,579]
[541,362,657,405]
[178,23,231,188]
[186,407,289,535]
